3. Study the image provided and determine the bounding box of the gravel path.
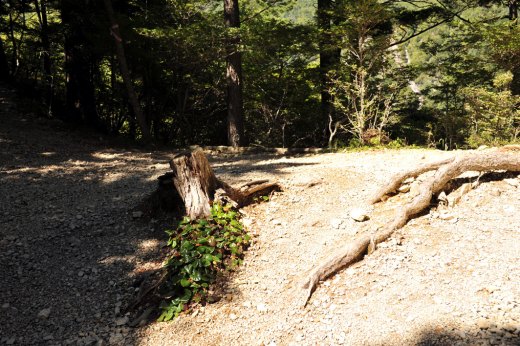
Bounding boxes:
[1,85,519,346]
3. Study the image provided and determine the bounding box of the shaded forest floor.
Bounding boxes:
[1,84,519,346]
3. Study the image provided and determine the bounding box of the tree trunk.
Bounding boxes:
[7,0,18,77]
[224,0,245,147]
[0,37,10,81]
[103,0,152,143]
[509,0,518,20]
[34,0,51,79]
[318,0,341,143]
[170,150,219,219]
[509,0,519,95]
[61,1,98,124]
[298,146,520,306]
[34,0,53,115]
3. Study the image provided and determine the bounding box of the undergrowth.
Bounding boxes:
[158,203,249,321]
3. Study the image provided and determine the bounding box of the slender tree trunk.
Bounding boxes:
[509,1,519,95]
[34,0,53,115]
[224,0,245,147]
[0,37,10,81]
[34,0,51,78]
[103,0,152,143]
[318,0,341,143]
[7,0,18,76]
[509,0,518,20]
[63,36,81,122]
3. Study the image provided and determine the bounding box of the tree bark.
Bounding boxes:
[298,147,520,307]
[7,0,18,76]
[0,37,10,81]
[34,0,53,114]
[61,1,99,124]
[170,151,220,219]
[224,0,245,147]
[34,0,51,79]
[103,0,152,143]
[508,0,519,95]
[509,0,518,20]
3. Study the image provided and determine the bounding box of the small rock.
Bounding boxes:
[490,188,501,197]
[109,333,124,344]
[398,184,411,193]
[350,208,369,222]
[403,177,415,184]
[2,303,10,309]
[439,211,455,220]
[132,211,143,219]
[330,218,342,229]
[504,178,519,187]
[256,303,268,312]
[115,316,129,326]
[229,313,237,320]
[477,318,491,330]
[272,219,281,226]
[454,330,466,339]
[437,191,448,203]
[6,338,15,345]
[38,308,51,320]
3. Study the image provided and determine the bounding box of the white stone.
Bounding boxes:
[37,308,51,319]
[330,218,342,229]
[398,184,411,193]
[256,303,268,312]
[350,208,369,222]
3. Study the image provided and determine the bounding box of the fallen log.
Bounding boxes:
[299,147,520,307]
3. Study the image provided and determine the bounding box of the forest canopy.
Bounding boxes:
[0,0,518,149]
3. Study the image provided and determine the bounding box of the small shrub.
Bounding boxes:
[387,138,407,149]
[158,203,249,321]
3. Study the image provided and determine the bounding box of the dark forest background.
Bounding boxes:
[0,0,518,149]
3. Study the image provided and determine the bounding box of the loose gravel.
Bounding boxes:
[1,86,519,345]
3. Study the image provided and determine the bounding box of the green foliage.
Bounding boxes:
[462,72,520,147]
[330,0,408,145]
[158,203,249,321]
[3,0,519,149]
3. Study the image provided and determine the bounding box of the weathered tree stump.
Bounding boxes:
[145,149,281,219]
[170,150,219,219]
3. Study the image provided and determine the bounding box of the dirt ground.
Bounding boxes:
[1,85,519,346]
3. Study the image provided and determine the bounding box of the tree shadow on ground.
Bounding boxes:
[0,89,303,344]
[413,323,520,346]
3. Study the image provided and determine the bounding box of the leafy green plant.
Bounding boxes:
[253,195,270,202]
[158,203,250,321]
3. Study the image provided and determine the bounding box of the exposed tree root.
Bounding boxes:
[299,148,520,307]
[370,157,455,204]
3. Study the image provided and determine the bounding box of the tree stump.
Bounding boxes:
[170,150,219,219]
[145,149,281,219]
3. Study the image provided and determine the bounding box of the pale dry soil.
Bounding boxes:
[1,86,519,346]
